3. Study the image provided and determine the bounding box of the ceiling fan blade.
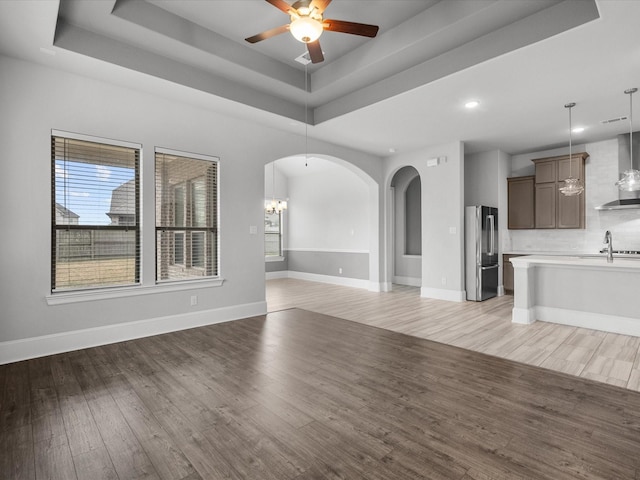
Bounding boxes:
[310,0,332,14]
[323,19,379,37]
[245,24,290,44]
[266,0,295,15]
[307,40,324,63]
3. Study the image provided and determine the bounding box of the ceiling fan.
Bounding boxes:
[245,0,379,64]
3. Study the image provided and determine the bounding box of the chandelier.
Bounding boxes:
[265,162,287,214]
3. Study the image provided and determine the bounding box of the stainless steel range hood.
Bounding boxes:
[595,132,640,210]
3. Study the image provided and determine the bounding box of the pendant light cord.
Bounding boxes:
[305,62,308,167]
[565,102,576,179]
[568,104,572,177]
[628,88,635,171]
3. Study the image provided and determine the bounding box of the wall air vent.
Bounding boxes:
[601,116,628,124]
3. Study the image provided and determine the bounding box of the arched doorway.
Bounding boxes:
[263,154,381,291]
[390,166,422,287]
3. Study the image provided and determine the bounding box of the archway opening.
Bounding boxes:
[390,166,422,287]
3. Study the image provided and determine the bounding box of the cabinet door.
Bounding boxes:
[535,160,556,183]
[558,157,582,181]
[535,183,556,228]
[502,254,523,295]
[507,177,534,229]
[557,190,583,228]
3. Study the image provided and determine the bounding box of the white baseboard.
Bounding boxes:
[0,301,267,365]
[512,306,536,324]
[536,306,640,337]
[266,271,289,280]
[421,287,466,302]
[368,281,390,292]
[393,276,422,287]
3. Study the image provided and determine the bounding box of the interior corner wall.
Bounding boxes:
[0,54,383,360]
[385,141,465,301]
[465,149,511,292]
[465,150,500,208]
[264,163,289,200]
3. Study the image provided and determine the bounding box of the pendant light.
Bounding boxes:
[265,161,287,214]
[559,102,584,196]
[615,88,640,191]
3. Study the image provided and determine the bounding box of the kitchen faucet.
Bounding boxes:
[603,230,613,263]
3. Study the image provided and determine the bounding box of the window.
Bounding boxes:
[51,134,140,292]
[265,210,283,257]
[156,149,218,282]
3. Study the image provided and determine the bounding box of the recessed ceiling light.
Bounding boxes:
[465,100,480,109]
[572,127,585,133]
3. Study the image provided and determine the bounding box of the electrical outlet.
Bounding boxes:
[338,268,343,274]
[441,277,447,285]
[190,295,198,306]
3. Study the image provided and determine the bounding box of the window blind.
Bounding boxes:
[51,136,140,291]
[155,151,218,282]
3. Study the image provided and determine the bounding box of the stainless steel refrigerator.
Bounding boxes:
[465,206,499,301]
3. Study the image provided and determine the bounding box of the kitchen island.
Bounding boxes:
[510,255,640,337]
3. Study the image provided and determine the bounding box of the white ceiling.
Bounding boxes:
[1,0,640,162]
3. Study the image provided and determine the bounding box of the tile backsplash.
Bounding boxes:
[504,138,640,253]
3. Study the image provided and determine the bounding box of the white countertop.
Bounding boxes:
[503,251,597,256]
[510,254,640,270]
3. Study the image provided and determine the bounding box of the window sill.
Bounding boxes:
[265,256,285,262]
[46,277,225,305]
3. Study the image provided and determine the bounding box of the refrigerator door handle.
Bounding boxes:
[487,214,495,256]
[480,264,499,271]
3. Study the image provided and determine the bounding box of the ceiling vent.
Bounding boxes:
[295,52,312,65]
[601,116,628,125]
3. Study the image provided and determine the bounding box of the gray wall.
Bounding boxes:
[287,250,369,280]
[266,257,288,272]
[0,55,383,344]
[385,142,465,301]
[405,176,422,255]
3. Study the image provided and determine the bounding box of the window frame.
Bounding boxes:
[265,208,284,259]
[46,134,225,306]
[51,130,141,293]
[155,147,220,284]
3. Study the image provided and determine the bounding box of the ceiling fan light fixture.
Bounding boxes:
[290,16,323,43]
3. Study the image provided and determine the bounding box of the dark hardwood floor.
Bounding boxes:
[2,308,640,479]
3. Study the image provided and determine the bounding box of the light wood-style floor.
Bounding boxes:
[267,278,640,391]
